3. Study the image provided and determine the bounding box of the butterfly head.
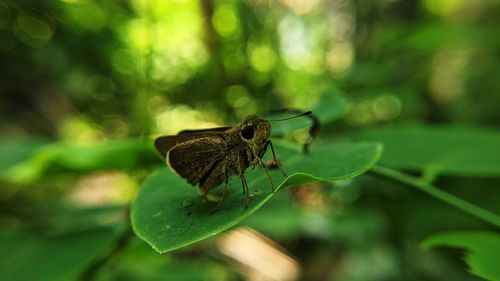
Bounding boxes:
[239,116,271,157]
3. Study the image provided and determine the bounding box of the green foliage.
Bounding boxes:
[422,231,500,281]
[1,0,500,279]
[370,166,500,228]
[94,237,229,281]
[355,126,500,178]
[0,139,50,170]
[131,142,382,253]
[0,227,121,281]
[0,139,158,184]
[270,91,349,136]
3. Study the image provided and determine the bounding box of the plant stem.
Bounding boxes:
[79,226,133,281]
[369,165,500,228]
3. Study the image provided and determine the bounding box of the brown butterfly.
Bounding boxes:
[154,111,312,212]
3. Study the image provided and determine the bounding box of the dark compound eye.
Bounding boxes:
[241,125,254,140]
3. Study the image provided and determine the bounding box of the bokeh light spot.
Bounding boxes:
[249,45,277,73]
[63,1,107,31]
[223,50,245,74]
[126,19,152,55]
[279,0,320,15]
[213,4,240,38]
[279,15,307,70]
[372,95,402,121]
[430,48,468,104]
[225,85,256,118]
[112,49,137,74]
[125,0,208,88]
[86,75,116,101]
[345,101,375,126]
[327,42,354,75]
[68,171,138,207]
[425,0,464,16]
[102,115,130,137]
[156,105,220,135]
[59,116,106,144]
[13,12,53,47]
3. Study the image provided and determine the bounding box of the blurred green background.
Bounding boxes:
[1,0,499,280]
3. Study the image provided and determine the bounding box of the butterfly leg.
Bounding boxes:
[240,174,251,208]
[209,167,229,214]
[268,140,287,177]
[259,158,275,193]
[237,153,251,207]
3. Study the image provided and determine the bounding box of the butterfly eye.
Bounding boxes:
[241,125,254,140]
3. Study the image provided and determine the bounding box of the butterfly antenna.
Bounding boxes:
[266,111,313,122]
[266,109,319,154]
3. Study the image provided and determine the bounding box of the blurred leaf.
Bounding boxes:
[131,142,382,253]
[1,139,158,184]
[0,138,50,169]
[370,165,500,228]
[422,231,500,281]
[47,205,128,234]
[242,191,304,239]
[0,226,120,281]
[353,125,500,177]
[96,238,229,281]
[314,91,350,124]
[378,24,500,51]
[245,198,389,245]
[270,91,348,136]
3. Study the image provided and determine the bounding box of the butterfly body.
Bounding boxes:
[155,115,281,211]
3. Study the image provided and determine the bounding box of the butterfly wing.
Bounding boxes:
[154,127,230,159]
[178,127,230,134]
[166,136,226,186]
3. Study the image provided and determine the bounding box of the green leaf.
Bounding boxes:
[0,227,120,281]
[1,139,158,184]
[0,138,50,170]
[422,231,500,281]
[131,142,382,253]
[353,125,500,177]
